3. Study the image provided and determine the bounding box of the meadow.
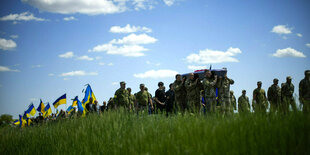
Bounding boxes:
[0,111,309,154]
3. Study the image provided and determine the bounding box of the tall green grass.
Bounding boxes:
[1,111,309,154]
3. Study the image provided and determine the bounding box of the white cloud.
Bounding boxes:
[0,12,46,21]
[186,47,242,64]
[134,69,178,79]
[60,70,98,77]
[163,0,175,6]
[98,62,105,66]
[90,43,149,57]
[10,35,19,39]
[272,47,306,58]
[271,25,292,34]
[95,56,102,60]
[112,82,118,85]
[63,16,77,21]
[110,33,157,45]
[110,24,152,33]
[306,43,310,48]
[0,38,17,50]
[31,65,42,68]
[107,63,114,66]
[59,51,74,58]
[48,73,55,76]
[187,65,207,70]
[132,0,155,11]
[296,33,302,37]
[77,55,94,61]
[0,66,20,72]
[22,0,127,15]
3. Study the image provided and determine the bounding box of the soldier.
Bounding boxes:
[165,83,175,116]
[114,81,129,110]
[230,91,237,113]
[267,78,281,113]
[281,76,297,113]
[217,72,234,116]
[202,70,217,113]
[238,90,250,114]
[299,70,310,113]
[173,74,187,113]
[185,73,202,113]
[127,87,136,112]
[135,84,154,114]
[144,87,153,114]
[253,81,268,113]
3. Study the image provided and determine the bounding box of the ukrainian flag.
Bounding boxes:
[66,105,75,114]
[53,94,66,108]
[37,99,45,113]
[83,84,96,105]
[13,120,20,126]
[25,103,36,116]
[43,103,52,118]
[19,115,26,128]
[75,97,86,116]
[72,96,78,107]
[26,118,32,126]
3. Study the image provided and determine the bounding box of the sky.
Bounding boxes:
[0,0,309,118]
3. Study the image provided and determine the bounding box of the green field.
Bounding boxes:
[1,111,309,154]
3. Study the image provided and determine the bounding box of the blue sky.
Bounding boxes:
[0,0,309,118]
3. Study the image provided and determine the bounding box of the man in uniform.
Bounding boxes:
[127,87,136,112]
[173,74,187,113]
[299,70,310,113]
[135,84,154,114]
[253,81,268,113]
[114,81,129,110]
[238,90,250,114]
[267,78,281,113]
[281,76,297,113]
[217,72,234,116]
[202,70,217,114]
[230,91,237,114]
[185,73,202,113]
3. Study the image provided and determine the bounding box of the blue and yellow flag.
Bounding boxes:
[37,99,45,113]
[43,103,52,118]
[66,105,75,114]
[83,84,96,105]
[53,94,66,108]
[72,96,78,107]
[13,120,20,126]
[26,118,32,126]
[75,97,86,116]
[19,115,26,128]
[25,103,36,116]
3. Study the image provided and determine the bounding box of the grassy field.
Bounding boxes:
[0,111,309,154]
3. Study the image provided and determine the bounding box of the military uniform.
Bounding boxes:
[136,90,151,113]
[217,77,234,115]
[173,80,187,112]
[230,92,237,113]
[202,77,217,113]
[267,84,281,113]
[185,79,202,113]
[299,76,310,113]
[253,88,268,113]
[128,94,136,111]
[238,95,250,113]
[281,82,297,113]
[114,88,129,109]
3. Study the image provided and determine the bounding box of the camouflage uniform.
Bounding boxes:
[217,77,234,115]
[185,79,202,113]
[114,88,129,109]
[128,94,136,112]
[202,77,217,113]
[281,82,297,113]
[230,92,237,113]
[299,75,310,113]
[238,95,250,113]
[173,80,187,113]
[267,84,281,113]
[135,90,150,113]
[253,88,268,113]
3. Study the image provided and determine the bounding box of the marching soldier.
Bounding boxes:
[299,70,310,113]
[267,78,281,113]
[135,84,154,114]
[230,91,237,113]
[238,90,250,114]
[114,81,129,110]
[281,76,297,113]
[217,72,234,116]
[253,81,268,113]
[185,73,202,113]
[202,70,217,113]
[127,87,136,112]
[173,74,187,113]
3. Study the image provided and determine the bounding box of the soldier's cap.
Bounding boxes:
[257,81,262,84]
[230,90,234,93]
[305,70,310,75]
[273,78,279,82]
[120,81,126,85]
[140,83,145,87]
[242,90,246,92]
[286,76,292,79]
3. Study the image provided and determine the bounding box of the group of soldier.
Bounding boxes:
[110,69,310,116]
